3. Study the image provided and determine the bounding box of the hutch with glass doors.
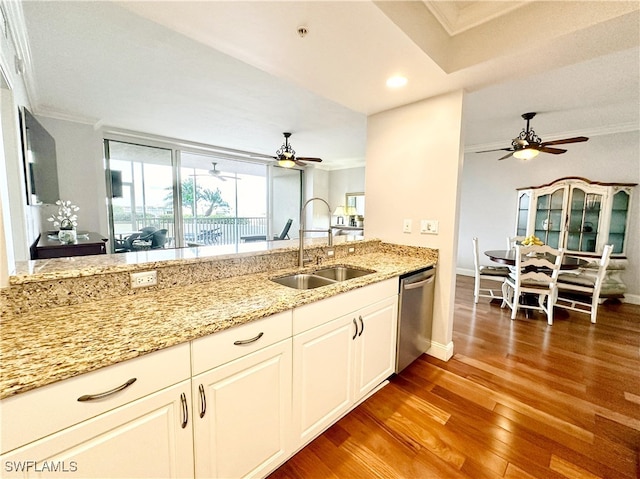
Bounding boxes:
[514,177,636,297]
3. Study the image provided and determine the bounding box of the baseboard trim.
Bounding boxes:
[622,293,640,305]
[427,341,454,361]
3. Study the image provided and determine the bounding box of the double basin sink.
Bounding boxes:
[271,265,375,290]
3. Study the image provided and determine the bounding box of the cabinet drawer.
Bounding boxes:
[293,278,397,335]
[0,342,190,454]
[191,311,292,375]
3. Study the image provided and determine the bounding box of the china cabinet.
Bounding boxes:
[514,177,636,296]
[515,177,635,255]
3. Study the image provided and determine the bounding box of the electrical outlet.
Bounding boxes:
[326,248,335,257]
[403,219,412,233]
[420,219,439,234]
[130,270,157,289]
[348,246,355,254]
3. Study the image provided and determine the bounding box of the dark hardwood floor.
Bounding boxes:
[269,275,640,479]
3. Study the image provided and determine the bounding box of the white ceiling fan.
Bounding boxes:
[191,162,238,181]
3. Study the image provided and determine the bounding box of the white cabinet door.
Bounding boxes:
[352,296,398,401]
[292,314,356,446]
[1,380,194,479]
[192,339,292,479]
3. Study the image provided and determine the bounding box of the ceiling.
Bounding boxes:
[17,1,640,170]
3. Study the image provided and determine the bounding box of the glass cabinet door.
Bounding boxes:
[566,188,603,252]
[516,192,530,237]
[534,189,564,248]
[608,190,630,254]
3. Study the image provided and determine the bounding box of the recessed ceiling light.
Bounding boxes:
[386,76,408,88]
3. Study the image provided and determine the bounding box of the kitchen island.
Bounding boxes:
[1,237,437,398]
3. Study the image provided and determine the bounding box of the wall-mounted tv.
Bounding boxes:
[19,106,59,205]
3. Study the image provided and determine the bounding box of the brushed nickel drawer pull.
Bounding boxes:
[180,392,188,428]
[358,315,364,337]
[77,378,137,402]
[233,332,264,346]
[352,318,358,340]
[198,384,206,418]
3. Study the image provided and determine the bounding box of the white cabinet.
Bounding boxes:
[191,312,292,479]
[291,279,398,446]
[352,296,398,400]
[515,177,635,297]
[292,312,356,445]
[515,177,635,256]
[0,342,194,479]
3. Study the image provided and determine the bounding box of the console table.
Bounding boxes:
[32,232,109,260]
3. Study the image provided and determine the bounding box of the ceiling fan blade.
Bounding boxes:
[296,157,322,163]
[475,147,513,153]
[538,146,567,155]
[497,151,515,161]
[540,136,589,146]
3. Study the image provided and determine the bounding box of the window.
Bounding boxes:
[105,137,302,253]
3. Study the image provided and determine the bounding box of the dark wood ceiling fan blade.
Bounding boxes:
[540,136,589,146]
[296,157,322,162]
[497,151,515,161]
[538,146,567,154]
[475,147,513,153]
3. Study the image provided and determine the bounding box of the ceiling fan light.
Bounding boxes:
[513,148,540,160]
[278,158,295,168]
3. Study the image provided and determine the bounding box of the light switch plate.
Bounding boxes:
[420,219,439,234]
[403,219,412,233]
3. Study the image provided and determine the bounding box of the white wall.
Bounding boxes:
[458,130,640,302]
[365,90,465,361]
[36,117,108,237]
[328,166,365,212]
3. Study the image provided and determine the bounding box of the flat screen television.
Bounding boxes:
[19,106,59,205]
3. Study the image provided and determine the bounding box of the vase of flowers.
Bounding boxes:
[48,200,79,243]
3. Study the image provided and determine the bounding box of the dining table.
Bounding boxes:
[484,249,587,270]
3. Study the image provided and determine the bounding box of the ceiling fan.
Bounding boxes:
[272,132,323,168]
[191,162,237,181]
[478,112,589,161]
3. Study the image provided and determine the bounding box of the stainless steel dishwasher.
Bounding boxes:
[396,266,436,373]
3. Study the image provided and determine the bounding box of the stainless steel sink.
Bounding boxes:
[313,266,375,281]
[271,266,375,290]
[271,273,336,290]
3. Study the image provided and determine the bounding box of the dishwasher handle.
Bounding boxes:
[403,274,435,290]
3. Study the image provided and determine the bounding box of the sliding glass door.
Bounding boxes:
[105,138,303,252]
[105,140,175,252]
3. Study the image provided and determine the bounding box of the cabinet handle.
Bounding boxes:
[180,392,188,428]
[233,332,264,346]
[358,316,364,337]
[352,318,358,340]
[77,378,137,402]
[198,384,206,418]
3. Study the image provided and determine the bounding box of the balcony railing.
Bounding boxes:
[113,216,269,249]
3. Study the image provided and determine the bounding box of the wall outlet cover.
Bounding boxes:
[420,220,439,234]
[403,219,412,233]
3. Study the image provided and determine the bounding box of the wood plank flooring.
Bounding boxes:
[269,275,640,479]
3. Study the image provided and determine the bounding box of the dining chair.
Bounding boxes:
[501,244,564,325]
[506,235,526,250]
[472,237,510,303]
[555,244,613,323]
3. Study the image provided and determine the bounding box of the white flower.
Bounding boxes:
[47,199,79,229]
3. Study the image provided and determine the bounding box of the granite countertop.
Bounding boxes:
[1,248,436,399]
